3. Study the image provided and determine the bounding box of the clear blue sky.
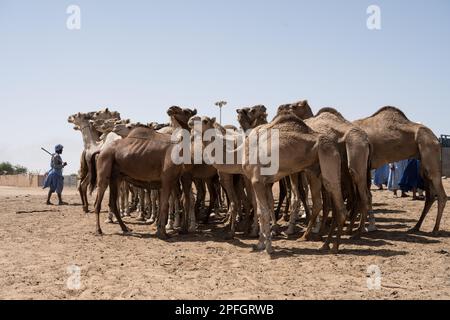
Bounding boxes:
[1,0,449,174]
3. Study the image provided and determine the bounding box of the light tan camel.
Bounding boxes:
[67,109,120,213]
[279,102,371,238]
[90,124,192,239]
[354,106,447,234]
[241,112,347,254]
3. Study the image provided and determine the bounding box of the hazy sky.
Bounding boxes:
[1,0,450,174]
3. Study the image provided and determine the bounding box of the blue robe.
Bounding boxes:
[387,159,408,191]
[374,164,389,186]
[399,159,424,192]
[43,154,64,194]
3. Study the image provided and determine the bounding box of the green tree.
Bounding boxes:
[0,162,28,175]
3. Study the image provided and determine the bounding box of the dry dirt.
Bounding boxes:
[1,182,450,300]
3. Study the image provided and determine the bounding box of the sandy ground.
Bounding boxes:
[1,182,450,300]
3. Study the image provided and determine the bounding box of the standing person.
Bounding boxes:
[387,159,408,197]
[373,164,389,190]
[399,159,425,200]
[43,144,68,205]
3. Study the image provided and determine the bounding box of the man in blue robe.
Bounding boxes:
[373,164,389,190]
[387,159,409,197]
[399,159,425,200]
[43,144,68,205]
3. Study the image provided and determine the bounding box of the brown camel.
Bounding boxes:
[111,108,197,229]
[279,102,371,238]
[354,106,447,234]
[241,111,347,254]
[90,124,192,239]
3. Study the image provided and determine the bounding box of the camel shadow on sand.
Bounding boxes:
[270,246,408,260]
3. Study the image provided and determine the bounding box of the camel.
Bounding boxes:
[111,117,195,228]
[236,105,268,131]
[241,111,348,254]
[90,118,137,220]
[90,123,192,239]
[278,102,371,238]
[354,106,447,234]
[188,115,262,238]
[67,108,121,213]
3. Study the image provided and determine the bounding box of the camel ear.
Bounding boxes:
[303,100,308,106]
[126,119,130,124]
[236,109,241,114]
[211,117,216,123]
[192,109,197,116]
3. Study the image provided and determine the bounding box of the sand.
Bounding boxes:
[0,182,449,300]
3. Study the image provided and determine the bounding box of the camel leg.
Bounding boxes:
[157,184,172,239]
[416,130,447,233]
[194,179,206,221]
[136,188,146,221]
[321,216,336,251]
[286,174,301,235]
[167,191,174,230]
[219,173,239,239]
[409,178,435,233]
[316,188,330,235]
[275,179,287,221]
[267,183,279,236]
[94,180,108,235]
[242,176,259,238]
[108,176,130,233]
[283,181,291,222]
[252,181,274,254]
[299,172,323,241]
[352,179,371,239]
[180,174,193,234]
[299,172,311,220]
[318,138,346,253]
[205,178,217,223]
[79,174,90,213]
[298,173,310,220]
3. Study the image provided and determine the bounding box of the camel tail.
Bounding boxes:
[89,151,101,195]
[367,143,373,189]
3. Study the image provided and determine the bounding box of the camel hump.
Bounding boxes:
[316,107,346,120]
[371,106,410,120]
[126,126,156,139]
[272,112,313,133]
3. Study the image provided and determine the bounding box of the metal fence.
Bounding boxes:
[441,135,450,177]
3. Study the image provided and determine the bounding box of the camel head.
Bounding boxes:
[93,108,121,122]
[249,105,268,126]
[236,108,252,129]
[112,119,134,138]
[277,104,292,115]
[167,106,198,128]
[289,100,314,120]
[91,118,124,134]
[68,112,96,131]
[188,116,216,135]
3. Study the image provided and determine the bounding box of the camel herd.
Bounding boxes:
[67,101,447,254]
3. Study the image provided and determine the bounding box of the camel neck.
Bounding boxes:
[80,124,101,149]
[239,120,252,131]
[170,118,189,131]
